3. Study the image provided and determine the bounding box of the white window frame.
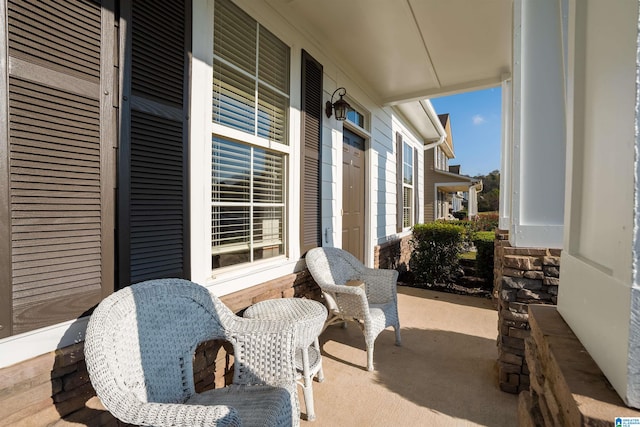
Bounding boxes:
[435,146,448,171]
[210,0,291,272]
[190,0,297,288]
[402,141,414,229]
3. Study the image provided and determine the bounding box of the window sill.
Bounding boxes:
[204,256,298,297]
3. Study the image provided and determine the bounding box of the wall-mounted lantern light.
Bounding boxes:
[325,87,351,121]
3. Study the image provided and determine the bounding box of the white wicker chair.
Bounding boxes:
[305,247,401,371]
[84,278,299,427]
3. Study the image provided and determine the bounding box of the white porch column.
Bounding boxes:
[499,78,512,231]
[509,0,566,248]
[558,0,640,408]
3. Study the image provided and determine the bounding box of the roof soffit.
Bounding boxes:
[264,0,513,104]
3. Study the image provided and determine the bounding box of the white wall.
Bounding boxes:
[558,0,639,408]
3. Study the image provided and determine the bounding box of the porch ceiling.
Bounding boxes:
[266,0,513,104]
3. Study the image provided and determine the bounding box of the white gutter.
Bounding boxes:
[421,99,447,150]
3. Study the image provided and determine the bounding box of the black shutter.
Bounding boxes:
[300,50,323,254]
[396,132,403,232]
[118,0,191,287]
[414,147,420,225]
[1,0,116,336]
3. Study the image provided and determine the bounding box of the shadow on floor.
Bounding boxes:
[311,288,517,426]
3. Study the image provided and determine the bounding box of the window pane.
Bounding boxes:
[347,109,364,127]
[212,138,250,203]
[257,83,288,144]
[214,0,256,74]
[258,26,290,93]
[212,206,250,268]
[253,206,284,261]
[213,61,255,133]
[403,187,413,228]
[253,148,284,203]
[403,143,413,185]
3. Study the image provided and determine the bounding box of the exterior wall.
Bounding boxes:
[0,0,427,369]
[0,272,322,426]
[189,0,426,289]
[494,230,561,394]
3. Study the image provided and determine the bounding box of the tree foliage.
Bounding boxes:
[474,170,500,212]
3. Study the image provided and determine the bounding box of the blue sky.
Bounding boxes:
[430,87,502,177]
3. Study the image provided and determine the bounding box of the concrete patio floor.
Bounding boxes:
[300,286,518,426]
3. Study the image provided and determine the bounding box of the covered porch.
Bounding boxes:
[2,0,640,424]
[301,286,517,426]
[69,286,516,426]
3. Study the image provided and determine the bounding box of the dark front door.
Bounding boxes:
[342,128,365,262]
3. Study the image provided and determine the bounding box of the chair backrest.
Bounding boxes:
[85,279,228,407]
[306,247,364,288]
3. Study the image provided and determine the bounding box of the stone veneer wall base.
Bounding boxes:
[520,304,640,426]
[494,229,561,394]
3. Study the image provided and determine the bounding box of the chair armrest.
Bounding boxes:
[361,268,399,304]
[320,282,370,320]
[224,317,298,388]
[124,401,241,427]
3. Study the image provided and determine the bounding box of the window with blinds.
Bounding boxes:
[213,0,289,144]
[211,0,289,268]
[402,141,414,229]
[211,137,285,268]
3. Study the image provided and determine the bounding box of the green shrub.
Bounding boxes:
[473,231,495,287]
[452,211,466,220]
[410,222,464,285]
[474,213,499,232]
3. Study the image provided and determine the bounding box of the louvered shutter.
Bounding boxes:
[118,0,190,287]
[396,132,404,233]
[300,50,323,254]
[1,0,116,336]
[414,147,420,225]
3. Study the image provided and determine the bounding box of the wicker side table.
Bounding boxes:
[244,298,327,421]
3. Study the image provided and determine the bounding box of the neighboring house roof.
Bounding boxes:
[437,113,455,157]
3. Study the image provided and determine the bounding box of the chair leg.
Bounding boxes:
[302,377,316,421]
[313,338,325,383]
[301,348,316,421]
[395,324,402,346]
[366,343,374,371]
